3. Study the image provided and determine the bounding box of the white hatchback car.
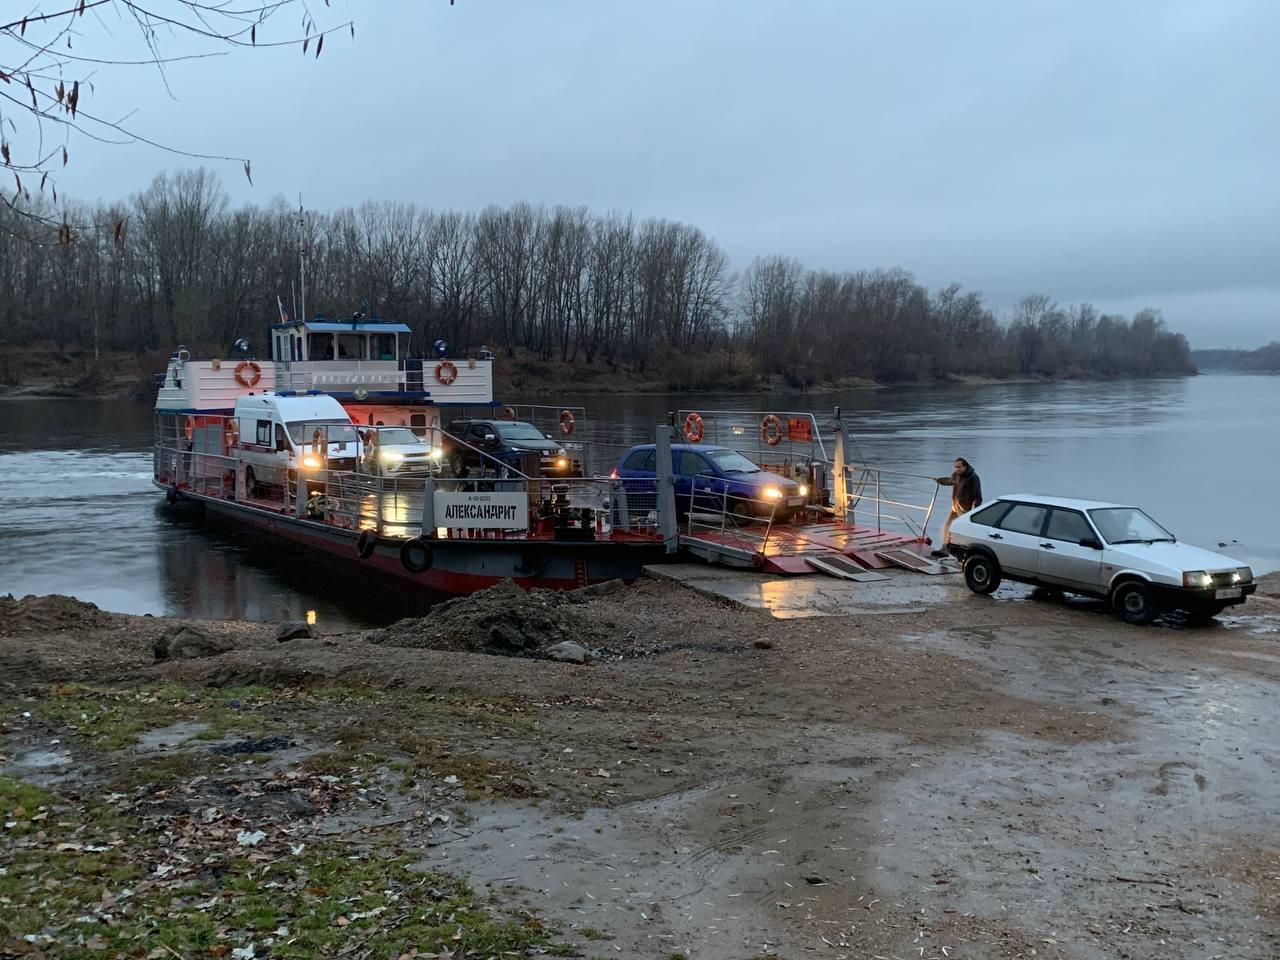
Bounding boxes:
[948,494,1257,625]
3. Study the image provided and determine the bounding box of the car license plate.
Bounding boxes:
[1215,588,1242,600]
[786,496,804,507]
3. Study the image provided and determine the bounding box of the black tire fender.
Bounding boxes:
[355,529,378,560]
[400,538,433,574]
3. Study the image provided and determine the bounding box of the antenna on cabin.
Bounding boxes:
[297,195,307,324]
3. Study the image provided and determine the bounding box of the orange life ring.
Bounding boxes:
[435,360,458,385]
[234,360,262,388]
[501,405,517,421]
[761,414,784,447]
[559,410,575,436]
[183,416,195,441]
[223,419,239,449]
[683,412,705,444]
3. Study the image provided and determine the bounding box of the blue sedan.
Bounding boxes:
[611,443,808,521]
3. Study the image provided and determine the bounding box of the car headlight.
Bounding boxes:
[380,450,403,463]
[798,484,809,497]
[1182,570,1212,588]
[556,457,568,469]
[557,447,566,456]
[429,447,443,460]
[763,486,782,500]
[1235,566,1253,583]
[301,454,321,469]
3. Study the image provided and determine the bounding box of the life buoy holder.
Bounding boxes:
[400,537,433,573]
[183,416,195,441]
[355,529,378,560]
[761,414,784,447]
[435,360,458,386]
[223,419,239,449]
[683,412,705,444]
[501,405,517,421]
[234,360,262,388]
[559,410,575,436]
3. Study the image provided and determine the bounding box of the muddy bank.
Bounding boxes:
[4,578,1280,958]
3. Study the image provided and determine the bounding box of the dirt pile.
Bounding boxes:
[365,579,611,657]
[0,594,114,636]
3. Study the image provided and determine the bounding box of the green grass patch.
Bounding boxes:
[0,777,561,958]
[28,683,278,751]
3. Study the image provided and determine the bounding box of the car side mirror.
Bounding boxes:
[484,434,496,442]
[1079,537,1102,550]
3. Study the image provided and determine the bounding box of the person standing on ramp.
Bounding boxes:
[934,457,982,556]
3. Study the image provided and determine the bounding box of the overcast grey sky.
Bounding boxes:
[58,0,1280,348]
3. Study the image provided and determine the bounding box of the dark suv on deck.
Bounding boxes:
[443,419,578,478]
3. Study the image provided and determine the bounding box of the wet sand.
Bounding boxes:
[3,575,1279,958]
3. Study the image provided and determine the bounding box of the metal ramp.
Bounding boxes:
[875,547,949,575]
[805,555,892,582]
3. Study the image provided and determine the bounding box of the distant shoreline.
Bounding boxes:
[0,370,1209,402]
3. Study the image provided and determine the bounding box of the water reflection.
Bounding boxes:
[154,505,433,629]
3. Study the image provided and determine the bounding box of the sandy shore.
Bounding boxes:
[3,575,1279,958]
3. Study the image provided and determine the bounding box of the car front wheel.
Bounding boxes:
[1112,580,1158,625]
[963,553,1001,595]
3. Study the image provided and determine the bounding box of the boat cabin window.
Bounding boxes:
[255,419,272,446]
[309,333,335,360]
[337,334,367,360]
[370,333,397,361]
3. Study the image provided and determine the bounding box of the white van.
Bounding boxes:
[234,393,362,497]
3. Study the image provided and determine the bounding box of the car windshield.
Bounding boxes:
[1088,507,1175,544]
[376,428,422,446]
[499,422,550,441]
[287,420,359,445]
[703,449,761,473]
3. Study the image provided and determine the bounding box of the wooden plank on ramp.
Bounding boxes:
[805,555,892,582]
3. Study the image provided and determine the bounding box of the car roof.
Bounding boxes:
[994,493,1132,511]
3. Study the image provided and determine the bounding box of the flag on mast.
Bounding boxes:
[277,295,289,324]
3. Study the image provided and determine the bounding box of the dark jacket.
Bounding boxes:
[937,462,982,513]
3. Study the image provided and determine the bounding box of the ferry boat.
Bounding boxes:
[153,315,942,598]
[152,316,670,596]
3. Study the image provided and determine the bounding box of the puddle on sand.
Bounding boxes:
[134,721,210,751]
[8,748,76,786]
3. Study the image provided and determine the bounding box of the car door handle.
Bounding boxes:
[987,533,1003,540]
[1039,542,1055,550]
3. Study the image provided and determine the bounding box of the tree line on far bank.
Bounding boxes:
[1191,344,1280,372]
[0,169,1195,390]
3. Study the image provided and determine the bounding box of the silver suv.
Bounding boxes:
[948,494,1256,624]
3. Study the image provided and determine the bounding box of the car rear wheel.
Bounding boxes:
[244,467,259,499]
[1112,580,1158,625]
[963,553,1001,595]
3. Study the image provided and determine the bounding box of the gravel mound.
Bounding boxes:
[0,594,113,636]
[365,579,610,657]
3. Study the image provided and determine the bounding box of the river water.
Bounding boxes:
[1,373,1275,630]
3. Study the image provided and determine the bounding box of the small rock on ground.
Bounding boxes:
[276,621,315,642]
[153,624,233,660]
[545,640,590,664]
